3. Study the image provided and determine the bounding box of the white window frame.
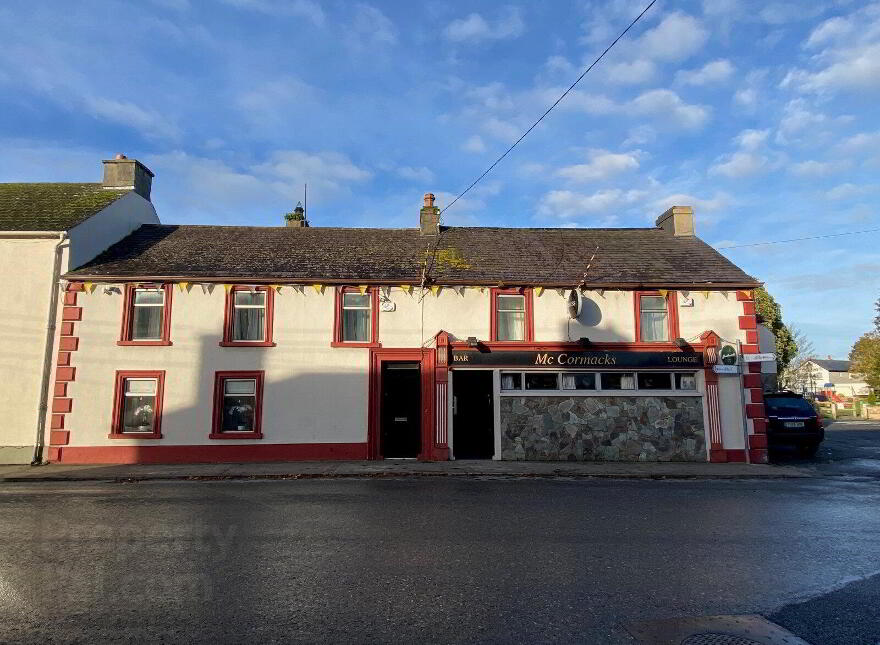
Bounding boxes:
[497,370,701,397]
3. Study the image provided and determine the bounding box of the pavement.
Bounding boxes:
[2,475,880,643]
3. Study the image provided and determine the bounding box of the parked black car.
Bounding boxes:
[764,391,825,456]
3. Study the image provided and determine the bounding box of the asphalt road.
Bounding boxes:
[771,420,880,479]
[2,475,880,644]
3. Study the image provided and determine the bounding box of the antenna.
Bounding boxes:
[304,183,307,220]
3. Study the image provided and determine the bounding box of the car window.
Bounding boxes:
[764,397,816,416]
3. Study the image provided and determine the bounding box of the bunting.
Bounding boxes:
[701,290,710,299]
[556,288,566,298]
[178,281,190,292]
[358,285,368,295]
[400,284,413,295]
[455,286,466,296]
[535,286,545,297]
[596,289,605,298]
[430,285,441,297]
[270,284,282,293]
[657,289,668,298]
[312,284,324,294]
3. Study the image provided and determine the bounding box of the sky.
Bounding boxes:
[0,0,878,358]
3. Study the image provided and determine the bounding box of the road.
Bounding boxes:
[771,420,880,479]
[2,473,880,643]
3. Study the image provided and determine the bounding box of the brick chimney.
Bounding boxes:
[420,193,439,236]
[102,154,154,201]
[655,205,694,237]
[285,202,309,227]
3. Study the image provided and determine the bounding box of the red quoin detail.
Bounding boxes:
[736,290,753,301]
[49,430,70,446]
[738,315,757,330]
[742,301,756,315]
[55,366,75,381]
[59,336,79,351]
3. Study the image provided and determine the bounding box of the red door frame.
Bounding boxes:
[368,348,437,461]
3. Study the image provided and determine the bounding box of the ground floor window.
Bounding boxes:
[500,370,698,394]
[110,371,165,439]
[211,371,264,439]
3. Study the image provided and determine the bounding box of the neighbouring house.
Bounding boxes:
[0,156,159,464]
[802,358,872,398]
[45,197,771,465]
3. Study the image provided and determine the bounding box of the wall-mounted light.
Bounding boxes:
[675,337,689,349]
[467,336,479,348]
[578,337,591,347]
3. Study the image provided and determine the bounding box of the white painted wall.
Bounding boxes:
[534,290,635,342]
[678,291,744,344]
[67,192,158,269]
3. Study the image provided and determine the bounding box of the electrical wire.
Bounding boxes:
[715,226,880,251]
[438,0,658,217]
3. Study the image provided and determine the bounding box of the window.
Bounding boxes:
[638,372,673,390]
[211,371,264,439]
[601,372,636,390]
[119,284,172,345]
[490,288,534,342]
[110,371,165,439]
[639,295,669,342]
[562,372,596,390]
[525,372,559,390]
[221,287,275,347]
[501,372,523,390]
[676,373,697,390]
[332,287,379,347]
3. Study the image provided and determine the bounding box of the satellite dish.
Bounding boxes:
[567,290,581,319]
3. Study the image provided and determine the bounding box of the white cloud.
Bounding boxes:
[805,16,855,49]
[537,188,643,219]
[396,166,434,183]
[649,193,732,225]
[783,43,880,93]
[482,117,520,142]
[252,150,372,200]
[443,6,524,43]
[835,130,880,155]
[710,151,767,178]
[676,59,735,86]
[825,183,878,200]
[83,96,180,140]
[236,77,320,128]
[605,59,656,85]
[461,135,487,154]
[734,88,758,110]
[628,89,710,130]
[736,129,769,151]
[789,160,848,177]
[776,99,827,143]
[622,125,656,146]
[556,149,640,182]
[350,4,397,45]
[636,12,709,62]
[219,0,325,25]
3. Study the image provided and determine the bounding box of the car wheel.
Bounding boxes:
[799,442,820,458]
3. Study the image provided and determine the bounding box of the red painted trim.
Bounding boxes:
[725,449,747,462]
[745,403,765,419]
[118,283,173,346]
[752,418,767,434]
[749,448,768,464]
[741,301,756,315]
[48,447,62,462]
[59,336,79,351]
[741,344,760,355]
[56,366,76,381]
[747,362,762,373]
[489,288,535,343]
[749,388,764,404]
[331,287,381,348]
[50,430,69,446]
[709,448,727,463]
[52,442,369,464]
[749,434,768,449]
[109,370,166,439]
[745,330,758,344]
[368,348,437,461]
[63,291,78,306]
[210,370,265,440]
[51,414,65,429]
[57,351,71,366]
[742,374,762,388]
[736,290,754,301]
[634,291,680,343]
[220,286,275,347]
[54,382,67,397]
[738,315,757,330]
[59,321,75,336]
[62,306,82,321]
[66,282,85,292]
[52,398,72,413]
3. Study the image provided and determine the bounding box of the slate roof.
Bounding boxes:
[809,359,851,373]
[0,183,129,231]
[66,224,760,288]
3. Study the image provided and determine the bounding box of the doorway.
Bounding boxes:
[381,362,422,458]
[452,370,495,459]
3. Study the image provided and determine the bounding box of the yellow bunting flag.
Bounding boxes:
[224,284,233,293]
[312,284,324,294]
[658,289,668,297]
[271,284,282,293]
[83,281,94,293]
[701,290,710,299]
[358,285,368,295]
[535,286,545,297]
[430,285,441,297]
[178,281,189,292]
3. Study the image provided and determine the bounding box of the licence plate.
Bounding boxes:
[784,421,805,428]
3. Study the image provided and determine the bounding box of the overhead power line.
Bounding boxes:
[715,227,880,251]
[439,0,658,218]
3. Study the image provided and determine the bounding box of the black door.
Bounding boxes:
[452,371,494,459]
[381,362,421,458]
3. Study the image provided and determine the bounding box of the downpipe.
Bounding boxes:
[31,232,68,465]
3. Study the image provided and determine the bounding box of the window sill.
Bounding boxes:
[488,340,534,345]
[117,340,173,346]
[219,341,277,348]
[108,432,163,439]
[330,341,382,348]
[209,432,263,440]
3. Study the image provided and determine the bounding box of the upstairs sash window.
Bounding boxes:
[120,284,172,345]
[233,291,266,341]
[342,292,372,342]
[639,295,669,342]
[496,294,526,341]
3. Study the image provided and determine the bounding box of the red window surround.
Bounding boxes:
[332,287,381,348]
[118,283,173,346]
[109,370,165,439]
[210,371,265,440]
[220,286,276,347]
[489,287,534,343]
[633,290,680,344]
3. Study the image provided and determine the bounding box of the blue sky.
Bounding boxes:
[1,0,878,358]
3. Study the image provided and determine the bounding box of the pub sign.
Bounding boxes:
[450,349,704,368]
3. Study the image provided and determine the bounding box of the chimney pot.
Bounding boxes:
[424,193,435,208]
[655,205,695,237]
[102,155,154,201]
[420,192,439,236]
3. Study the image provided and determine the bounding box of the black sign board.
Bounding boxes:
[450,349,704,369]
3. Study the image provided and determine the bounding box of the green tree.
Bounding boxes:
[849,332,880,391]
[753,287,797,375]
[873,296,880,332]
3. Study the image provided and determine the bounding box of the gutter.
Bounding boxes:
[0,231,65,239]
[32,232,69,465]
